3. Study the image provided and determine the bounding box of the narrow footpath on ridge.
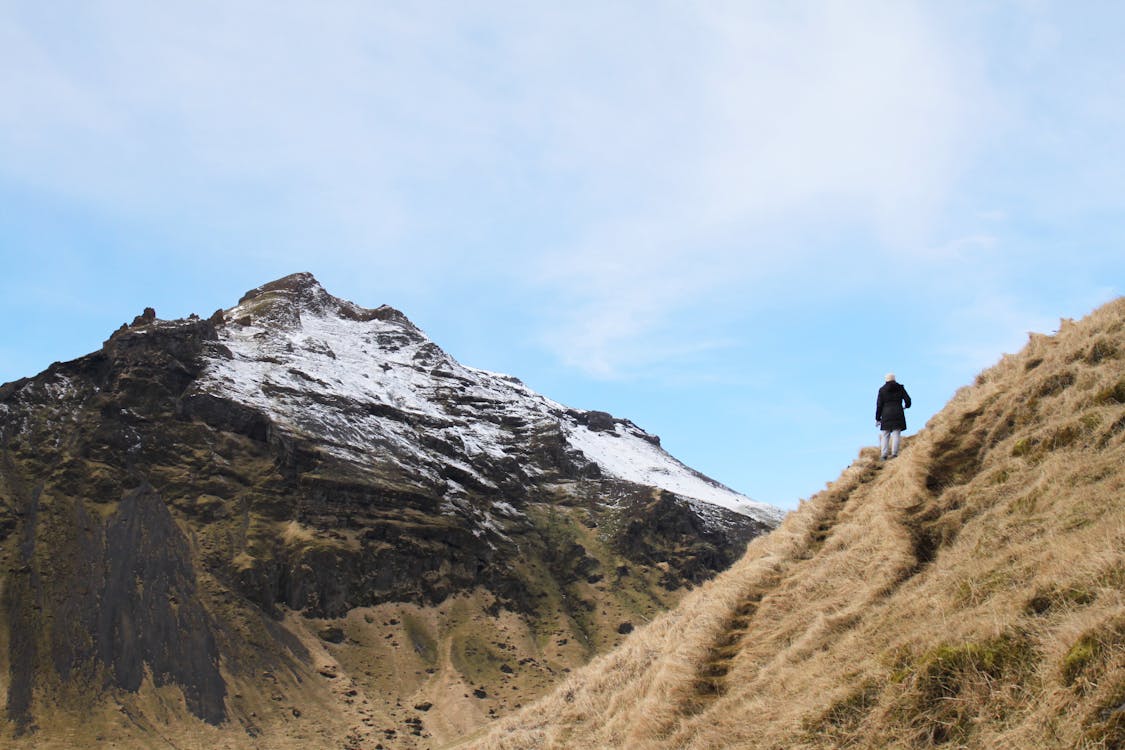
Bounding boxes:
[683,450,889,714]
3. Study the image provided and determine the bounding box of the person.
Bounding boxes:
[876,372,911,460]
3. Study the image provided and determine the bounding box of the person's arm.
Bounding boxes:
[903,389,912,409]
[876,392,883,422]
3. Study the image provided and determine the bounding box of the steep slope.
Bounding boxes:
[467,297,1125,750]
[0,273,780,749]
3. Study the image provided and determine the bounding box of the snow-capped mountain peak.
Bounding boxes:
[191,273,781,525]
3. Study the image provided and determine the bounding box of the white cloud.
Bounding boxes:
[692,3,977,232]
[521,2,986,375]
[2,3,522,253]
[0,2,1007,378]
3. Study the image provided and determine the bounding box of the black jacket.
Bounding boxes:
[876,381,911,431]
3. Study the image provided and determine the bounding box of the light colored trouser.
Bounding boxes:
[880,429,901,458]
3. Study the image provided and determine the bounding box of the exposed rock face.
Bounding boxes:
[0,273,781,746]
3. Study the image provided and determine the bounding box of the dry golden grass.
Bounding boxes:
[463,297,1125,750]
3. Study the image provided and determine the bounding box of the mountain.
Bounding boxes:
[466,297,1125,750]
[0,272,781,749]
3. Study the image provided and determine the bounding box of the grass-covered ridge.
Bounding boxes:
[465,297,1125,750]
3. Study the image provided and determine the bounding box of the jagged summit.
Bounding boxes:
[233,272,415,329]
[238,271,330,305]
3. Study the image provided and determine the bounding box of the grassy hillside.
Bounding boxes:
[464,298,1125,750]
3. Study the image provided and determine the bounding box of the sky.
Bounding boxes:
[1,2,1123,511]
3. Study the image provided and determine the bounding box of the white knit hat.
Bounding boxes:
[885,372,896,382]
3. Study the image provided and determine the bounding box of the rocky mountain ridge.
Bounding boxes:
[0,272,781,748]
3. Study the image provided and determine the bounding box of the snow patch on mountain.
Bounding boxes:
[563,423,780,521]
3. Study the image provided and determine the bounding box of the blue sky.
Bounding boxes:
[2,2,1122,510]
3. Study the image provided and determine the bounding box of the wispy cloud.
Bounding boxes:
[3,2,1120,388]
[0,2,991,380]
[519,2,987,376]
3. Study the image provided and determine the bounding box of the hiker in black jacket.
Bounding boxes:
[876,373,911,460]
